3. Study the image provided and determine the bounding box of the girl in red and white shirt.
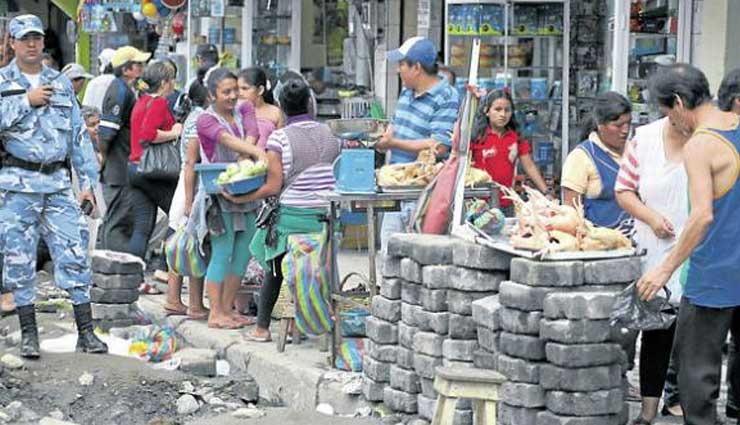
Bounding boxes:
[470,89,549,215]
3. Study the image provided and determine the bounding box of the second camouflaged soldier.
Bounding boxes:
[0,15,107,358]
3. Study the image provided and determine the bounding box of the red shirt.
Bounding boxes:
[129,94,176,162]
[471,127,531,207]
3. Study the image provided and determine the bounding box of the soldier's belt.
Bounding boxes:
[3,155,69,174]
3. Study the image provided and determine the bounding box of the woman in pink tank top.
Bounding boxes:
[238,67,283,149]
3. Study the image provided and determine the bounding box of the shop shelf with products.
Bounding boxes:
[186,2,245,75]
[610,0,691,126]
[243,0,301,77]
[444,0,570,193]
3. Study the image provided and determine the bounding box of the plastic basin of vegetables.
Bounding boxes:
[194,163,228,194]
[223,174,266,195]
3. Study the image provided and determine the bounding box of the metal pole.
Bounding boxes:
[186,0,192,84]
[367,204,378,296]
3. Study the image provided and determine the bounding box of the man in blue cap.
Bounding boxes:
[376,36,460,251]
[0,14,107,358]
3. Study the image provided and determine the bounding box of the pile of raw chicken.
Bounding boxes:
[377,148,493,188]
[377,148,443,187]
[499,185,632,253]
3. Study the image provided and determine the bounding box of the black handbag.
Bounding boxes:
[137,96,181,180]
[138,140,180,180]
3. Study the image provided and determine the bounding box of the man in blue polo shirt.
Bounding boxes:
[377,36,460,251]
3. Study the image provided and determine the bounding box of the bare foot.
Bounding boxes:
[164,302,188,316]
[231,313,256,326]
[188,308,210,321]
[666,404,683,416]
[208,314,243,329]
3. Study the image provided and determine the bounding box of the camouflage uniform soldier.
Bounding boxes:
[0,15,107,358]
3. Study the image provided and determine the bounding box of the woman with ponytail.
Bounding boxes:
[238,67,284,149]
[195,68,265,329]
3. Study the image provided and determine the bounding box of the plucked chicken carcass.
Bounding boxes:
[573,197,632,250]
[377,147,443,187]
[499,184,631,253]
[465,167,493,187]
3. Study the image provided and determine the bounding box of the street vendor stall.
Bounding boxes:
[316,100,501,364]
[318,186,496,294]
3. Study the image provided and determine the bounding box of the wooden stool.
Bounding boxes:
[276,317,302,352]
[432,366,506,425]
[273,281,302,353]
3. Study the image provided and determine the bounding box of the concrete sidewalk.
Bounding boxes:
[137,294,371,416]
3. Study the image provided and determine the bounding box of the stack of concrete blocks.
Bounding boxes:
[479,256,641,425]
[90,250,145,330]
[364,235,509,425]
[362,247,403,404]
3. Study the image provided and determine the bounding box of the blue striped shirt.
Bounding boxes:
[390,79,460,164]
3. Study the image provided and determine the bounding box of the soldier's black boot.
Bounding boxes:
[17,305,40,359]
[73,303,108,354]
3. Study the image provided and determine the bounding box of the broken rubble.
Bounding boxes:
[316,403,335,416]
[175,394,200,415]
[78,372,94,386]
[1,353,24,370]
[38,418,79,425]
[174,348,217,377]
[231,407,265,418]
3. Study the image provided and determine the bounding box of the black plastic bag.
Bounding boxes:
[609,281,677,331]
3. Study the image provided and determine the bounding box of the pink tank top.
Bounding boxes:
[257,117,277,149]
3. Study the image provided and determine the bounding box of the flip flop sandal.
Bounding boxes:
[244,332,272,343]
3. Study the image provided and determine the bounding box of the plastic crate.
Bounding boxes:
[194,163,228,194]
[224,174,266,195]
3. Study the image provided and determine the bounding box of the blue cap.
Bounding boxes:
[387,37,437,67]
[9,14,45,39]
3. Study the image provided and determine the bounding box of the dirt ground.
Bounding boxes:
[0,311,381,425]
